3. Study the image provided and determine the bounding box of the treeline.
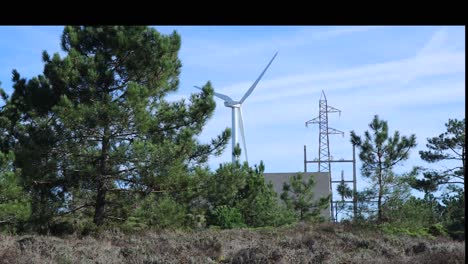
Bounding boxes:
[0,26,465,240]
[340,116,465,240]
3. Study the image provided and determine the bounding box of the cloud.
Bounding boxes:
[216,50,464,103]
[417,27,450,57]
[180,26,381,67]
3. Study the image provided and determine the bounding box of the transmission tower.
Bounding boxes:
[305,90,344,221]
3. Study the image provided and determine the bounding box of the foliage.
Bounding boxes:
[212,205,246,229]
[205,157,296,228]
[135,194,187,229]
[336,182,353,199]
[120,193,188,233]
[380,223,433,238]
[439,186,465,240]
[0,26,229,230]
[0,28,465,244]
[407,119,465,240]
[280,173,329,221]
[381,195,444,233]
[0,151,31,233]
[350,115,417,222]
[235,161,297,227]
[417,118,465,190]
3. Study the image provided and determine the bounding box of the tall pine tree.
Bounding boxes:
[350,115,416,222]
[2,26,230,227]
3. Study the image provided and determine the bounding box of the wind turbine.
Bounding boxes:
[195,52,278,164]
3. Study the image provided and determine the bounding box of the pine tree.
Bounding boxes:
[236,161,295,227]
[1,80,56,231]
[204,150,295,228]
[415,118,465,192]
[0,150,31,232]
[3,26,230,227]
[280,173,329,221]
[350,115,416,222]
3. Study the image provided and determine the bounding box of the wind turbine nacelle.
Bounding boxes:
[225,101,241,108]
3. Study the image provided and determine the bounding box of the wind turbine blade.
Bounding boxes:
[213,92,234,102]
[194,85,233,102]
[238,107,248,162]
[240,52,278,103]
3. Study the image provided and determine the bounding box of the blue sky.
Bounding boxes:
[0,26,465,197]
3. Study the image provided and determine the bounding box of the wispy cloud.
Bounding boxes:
[181,26,381,66]
[417,27,450,57]
[216,51,464,104]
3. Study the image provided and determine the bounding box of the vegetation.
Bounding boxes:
[0,222,464,264]
[0,26,230,232]
[0,26,465,262]
[349,116,465,241]
[280,173,329,221]
[416,118,465,193]
[0,150,30,233]
[350,115,417,222]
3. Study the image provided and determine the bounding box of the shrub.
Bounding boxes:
[120,216,148,233]
[212,206,246,229]
[428,223,449,237]
[380,223,432,238]
[133,194,187,229]
[280,173,329,221]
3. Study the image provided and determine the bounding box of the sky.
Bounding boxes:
[0,26,465,200]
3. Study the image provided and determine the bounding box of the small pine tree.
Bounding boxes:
[280,173,329,221]
[350,115,417,222]
[204,149,295,228]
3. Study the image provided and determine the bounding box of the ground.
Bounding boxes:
[0,223,465,264]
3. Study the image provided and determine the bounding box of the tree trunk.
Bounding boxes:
[94,126,110,226]
[377,154,383,223]
[378,177,382,222]
[94,181,107,226]
[462,145,465,179]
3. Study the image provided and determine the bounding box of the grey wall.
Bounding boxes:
[264,172,331,220]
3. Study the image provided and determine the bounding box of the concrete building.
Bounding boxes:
[264,172,331,220]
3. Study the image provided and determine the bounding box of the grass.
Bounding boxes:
[0,222,464,263]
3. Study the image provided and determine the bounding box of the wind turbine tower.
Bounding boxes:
[195,52,278,164]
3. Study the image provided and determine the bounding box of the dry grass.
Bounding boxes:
[0,223,464,263]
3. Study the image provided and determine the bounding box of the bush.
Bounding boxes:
[121,217,148,233]
[280,173,329,221]
[380,223,432,238]
[428,223,449,237]
[212,206,246,229]
[204,161,297,229]
[440,188,465,241]
[268,204,297,227]
[127,194,187,231]
[48,221,75,236]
